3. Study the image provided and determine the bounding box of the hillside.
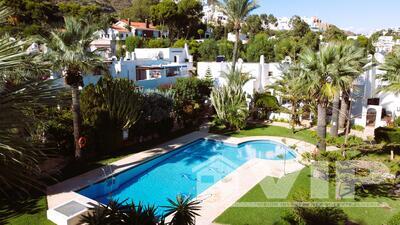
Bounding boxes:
[51,0,133,12]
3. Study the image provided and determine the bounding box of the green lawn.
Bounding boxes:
[218,124,317,144]
[215,167,400,225]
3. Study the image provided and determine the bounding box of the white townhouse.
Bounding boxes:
[197,54,399,128]
[84,44,193,89]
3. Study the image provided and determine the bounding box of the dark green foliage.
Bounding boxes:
[375,127,400,144]
[290,16,311,37]
[125,36,142,52]
[198,39,219,61]
[281,192,348,225]
[395,117,400,128]
[246,33,276,62]
[145,38,171,48]
[171,77,213,128]
[80,200,161,225]
[326,135,364,148]
[80,78,142,154]
[323,25,347,42]
[251,92,280,120]
[164,194,201,225]
[119,0,158,22]
[130,91,174,142]
[32,107,74,155]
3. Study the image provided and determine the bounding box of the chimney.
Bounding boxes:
[127,18,131,26]
[145,19,149,28]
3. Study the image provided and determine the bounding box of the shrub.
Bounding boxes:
[80,78,142,154]
[281,191,349,225]
[251,92,280,120]
[171,77,213,128]
[375,127,400,144]
[130,91,174,141]
[125,36,142,52]
[211,70,251,131]
[326,135,364,147]
[387,211,400,225]
[394,117,400,128]
[351,125,365,131]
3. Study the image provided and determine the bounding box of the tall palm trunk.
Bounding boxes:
[232,28,240,72]
[339,90,349,128]
[330,93,340,137]
[71,86,82,158]
[317,102,327,151]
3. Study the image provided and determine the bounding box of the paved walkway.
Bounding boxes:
[46,131,315,225]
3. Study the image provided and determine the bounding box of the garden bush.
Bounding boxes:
[375,127,400,144]
[171,77,213,128]
[130,91,174,142]
[80,78,142,154]
[326,135,364,147]
[251,92,280,120]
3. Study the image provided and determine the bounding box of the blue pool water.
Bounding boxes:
[78,139,295,213]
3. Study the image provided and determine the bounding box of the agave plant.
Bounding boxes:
[211,69,251,130]
[164,194,201,225]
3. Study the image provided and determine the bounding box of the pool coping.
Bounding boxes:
[46,131,315,224]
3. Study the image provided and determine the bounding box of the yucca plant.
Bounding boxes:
[211,69,251,130]
[164,194,201,225]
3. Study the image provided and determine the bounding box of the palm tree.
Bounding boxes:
[164,195,201,225]
[0,4,64,196]
[378,48,400,94]
[299,45,342,151]
[329,43,366,137]
[269,63,305,133]
[219,0,259,71]
[45,17,104,159]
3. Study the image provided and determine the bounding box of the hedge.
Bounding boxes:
[374,127,400,144]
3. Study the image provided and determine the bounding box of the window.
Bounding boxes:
[367,98,380,106]
[268,71,273,77]
[166,67,180,77]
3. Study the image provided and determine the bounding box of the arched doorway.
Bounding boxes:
[366,108,377,127]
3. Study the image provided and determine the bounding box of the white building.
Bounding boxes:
[84,45,193,89]
[373,36,400,55]
[227,32,249,44]
[197,56,288,96]
[201,4,228,25]
[352,66,400,128]
[90,19,163,59]
[197,54,399,128]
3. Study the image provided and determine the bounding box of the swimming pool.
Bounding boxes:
[78,139,296,213]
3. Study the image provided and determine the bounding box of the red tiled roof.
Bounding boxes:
[111,24,129,32]
[119,19,158,30]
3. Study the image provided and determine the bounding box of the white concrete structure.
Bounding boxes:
[201,4,228,25]
[374,36,400,55]
[197,57,287,97]
[352,66,400,128]
[198,54,399,128]
[227,32,249,44]
[84,45,193,89]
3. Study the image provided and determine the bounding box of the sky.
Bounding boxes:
[255,0,400,34]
